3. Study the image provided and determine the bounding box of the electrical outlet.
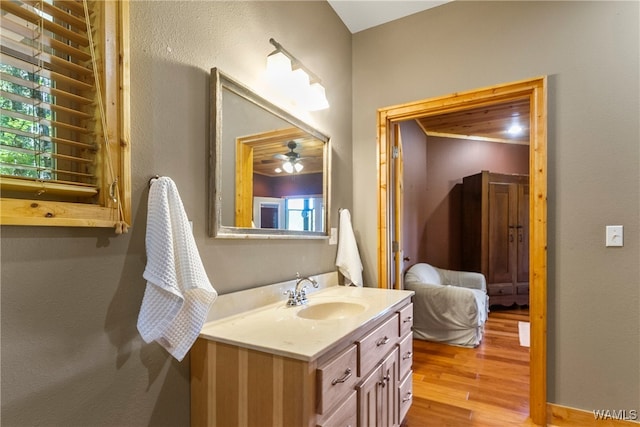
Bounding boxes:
[605,225,623,247]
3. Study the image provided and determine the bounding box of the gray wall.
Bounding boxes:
[1,1,351,425]
[352,0,639,413]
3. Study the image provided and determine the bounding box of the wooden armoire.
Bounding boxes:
[461,171,529,307]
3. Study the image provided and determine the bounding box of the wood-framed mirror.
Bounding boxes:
[209,68,330,239]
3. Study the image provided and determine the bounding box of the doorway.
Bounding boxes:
[376,77,547,424]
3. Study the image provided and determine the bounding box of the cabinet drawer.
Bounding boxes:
[517,284,529,295]
[317,390,357,427]
[317,344,358,414]
[398,303,413,337]
[488,283,513,296]
[357,314,399,376]
[398,370,413,423]
[398,332,413,380]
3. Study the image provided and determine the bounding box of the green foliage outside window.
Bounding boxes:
[0,64,54,180]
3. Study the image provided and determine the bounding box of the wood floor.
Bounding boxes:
[403,306,533,426]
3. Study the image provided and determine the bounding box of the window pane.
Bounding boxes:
[1,64,54,180]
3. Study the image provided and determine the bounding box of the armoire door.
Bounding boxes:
[517,183,530,285]
[487,182,518,285]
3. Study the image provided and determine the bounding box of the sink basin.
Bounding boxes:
[297,301,366,320]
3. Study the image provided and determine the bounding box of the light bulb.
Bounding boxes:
[266,51,291,75]
[306,82,329,111]
[282,161,294,174]
[508,124,523,135]
[294,162,303,172]
[266,51,292,93]
[289,68,310,106]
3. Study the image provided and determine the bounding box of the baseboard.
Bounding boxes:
[548,403,639,426]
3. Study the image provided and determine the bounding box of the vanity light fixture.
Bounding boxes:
[266,38,329,111]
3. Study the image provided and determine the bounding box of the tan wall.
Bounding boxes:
[0,1,351,425]
[353,0,639,413]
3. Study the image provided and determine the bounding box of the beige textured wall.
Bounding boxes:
[352,0,639,412]
[0,1,351,425]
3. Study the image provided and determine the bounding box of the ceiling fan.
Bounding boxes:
[273,141,304,173]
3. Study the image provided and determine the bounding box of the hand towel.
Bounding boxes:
[335,208,363,286]
[137,177,217,361]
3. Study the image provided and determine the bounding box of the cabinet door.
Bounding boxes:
[487,182,518,285]
[358,362,381,427]
[380,349,399,427]
[357,348,399,427]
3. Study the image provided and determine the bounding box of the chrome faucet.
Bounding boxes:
[285,273,319,306]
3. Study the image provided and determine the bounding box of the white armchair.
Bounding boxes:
[404,263,489,347]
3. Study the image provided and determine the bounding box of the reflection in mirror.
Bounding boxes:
[209,68,330,238]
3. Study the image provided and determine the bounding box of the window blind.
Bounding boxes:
[0,0,99,198]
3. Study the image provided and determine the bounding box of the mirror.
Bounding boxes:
[209,68,330,238]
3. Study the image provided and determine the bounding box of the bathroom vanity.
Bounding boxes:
[190,274,414,427]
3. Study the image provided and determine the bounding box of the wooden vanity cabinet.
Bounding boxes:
[326,301,413,427]
[462,171,530,307]
[190,299,413,427]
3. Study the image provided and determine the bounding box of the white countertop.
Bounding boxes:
[199,286,414,361]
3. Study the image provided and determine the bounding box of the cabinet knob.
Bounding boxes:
[402,392,413,403]
[403,351,413,361]
[379,374,391,387]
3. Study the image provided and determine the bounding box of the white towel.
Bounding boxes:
[335,209,363,286]
[137,177,217,361]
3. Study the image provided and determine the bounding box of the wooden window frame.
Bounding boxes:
[1,0,131,229]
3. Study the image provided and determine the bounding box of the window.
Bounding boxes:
[0,0,130,230]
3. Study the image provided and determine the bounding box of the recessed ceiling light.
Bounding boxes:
[508,124,523,135]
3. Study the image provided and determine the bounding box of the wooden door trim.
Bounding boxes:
[236,141,254,227]
[393,124,404,289]
[376,76,547,425]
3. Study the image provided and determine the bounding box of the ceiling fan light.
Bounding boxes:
[275,167,282,173]
[282,161,294,174]
[294,162,304,172]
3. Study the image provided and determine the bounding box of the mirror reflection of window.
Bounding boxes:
[286,196,324,232]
